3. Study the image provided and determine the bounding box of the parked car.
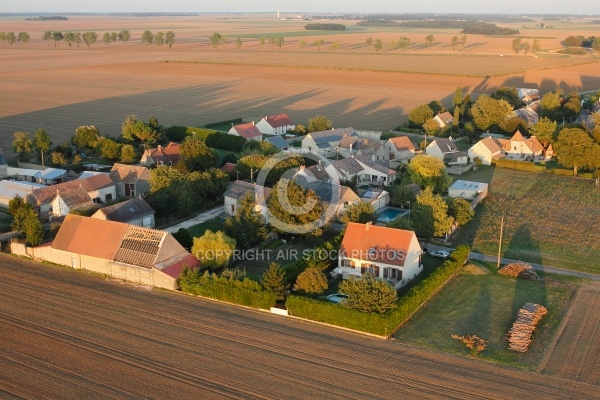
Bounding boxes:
[429,250,450,259]
[326,293,349,304]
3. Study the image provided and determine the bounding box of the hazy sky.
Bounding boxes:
[1,1,595,14]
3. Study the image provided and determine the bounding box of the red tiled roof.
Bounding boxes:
[109,163,151,184]
[145,142,181,165]
[389,136,415,151]
[340,222,417,267]
[264,114,294,128]
[232,123,262,139]
[158,253,200,278]
[221,162,237,174]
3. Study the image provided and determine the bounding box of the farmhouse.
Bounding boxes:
[432,112,454,129]
[337,135,388,162]
[301,127,357,157]
[387,136,416,164]
[255,114,295,135]
[223,180,271,217]
[109,163,151,197]
[18,215,197,290]
[501,131,544,161]
[140,142,181,166]
[294,163,336,182]
[337,222,422,289]
[426,139,468,165]
[0,180,45,209]
[29,174,116,218]
[51,187,96,217]
[468,136,505,165]
[91,197,155,227]
[448,180,489,200]
[228,122,262,141]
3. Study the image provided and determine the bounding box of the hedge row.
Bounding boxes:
[286,245,471,337]
[205,118,243,129]
[206,132,247,153]
[179,268,277,310]
[494,158,539,172]
[304,23,346,31]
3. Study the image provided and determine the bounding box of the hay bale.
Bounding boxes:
[498,262,540,280]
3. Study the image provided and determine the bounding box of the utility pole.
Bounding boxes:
[497,215,504,269]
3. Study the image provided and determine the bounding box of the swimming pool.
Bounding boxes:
[377,208,409,223]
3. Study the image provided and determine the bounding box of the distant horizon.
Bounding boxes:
[0,1,597,16]
[2,11,599,16]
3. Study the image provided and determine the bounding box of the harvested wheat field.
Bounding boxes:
[1,15,599,160]
[1,255,598,399]
[541,283,600,386]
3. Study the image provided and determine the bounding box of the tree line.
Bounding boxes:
[0,32,30,47]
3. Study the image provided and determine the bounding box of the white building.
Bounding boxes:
[223,180,271,217]
[255,114,295,136]
[426,138,468,165]
[301,127,357,157]
[448,180,489,200]
[228,122,262,141]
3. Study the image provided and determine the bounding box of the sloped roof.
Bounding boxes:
[265,135,289,149]
[340,222,417,267]
[308,127,357,144]
[338,135,360,150]
[224,180,271,201]
[331,157,364,176]
[429,139,458,154]
[478,136,503,154]
[232,123,262,139]
[262,114,294,128]
[221,162,237,175]
[55,187,93,208]
[144,142,181,165]
[354,155,395,175]
[109,163,151,184]
[37,168,67,181]
[503,131,544,153]
[293,175,357,206]
[113,225,164,269]
[389,136,415,152]
[32,174,114,205]
[94,197,154,223]
[0,180,45,200]
[511,130,526,142]
[52,215,130,260]
[436,112,454,123]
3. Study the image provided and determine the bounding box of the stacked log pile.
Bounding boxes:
[506,303,548,352]
[498,262,540,280]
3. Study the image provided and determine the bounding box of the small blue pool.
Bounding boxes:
[377,208,409,223]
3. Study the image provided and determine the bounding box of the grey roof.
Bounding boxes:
[331,157,364,176]
[96,197,154,222]
[56,187,93,208]
[37,168,67,181]
[308,127,357,145]
[443,151,468,162]
[354,155,395,175]
[224,180,271,200]
[0,180,45,200]
[431,139,459,154]
[109,163,151,184]
[265,135,289,150]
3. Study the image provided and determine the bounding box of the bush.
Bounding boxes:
[304,23,346,31]
[179,267,277,310]
[206,133,247,153]
[494,158,539,172]
[285,245,471,336]
[165,125,188,141]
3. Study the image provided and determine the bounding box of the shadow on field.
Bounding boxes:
[0,81,404,159]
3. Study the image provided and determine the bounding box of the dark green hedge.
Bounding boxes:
[286,245,471,336]
[179,268,277,310]
[206,133,247,153]
[304,23,346,31]
[494,158,541,172]
[205,118,243,129]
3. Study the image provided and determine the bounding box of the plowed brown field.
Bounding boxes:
[1,15,598,160]
[0,255,598,399]
[541,283,600,386]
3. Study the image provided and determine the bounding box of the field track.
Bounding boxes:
[541,283,600,385]
[0,255,597,399]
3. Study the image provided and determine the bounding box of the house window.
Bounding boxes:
[105,193,113,202]
[125,183,135,197]
[93,197,101,204]
[231,204,235,214]
[384,268,401,280]
[361,263,380,278]
[341,259,356,268]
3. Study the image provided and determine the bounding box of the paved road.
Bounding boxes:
[164,206,223,233]
[426,243,600,281]
[0,255,597,399]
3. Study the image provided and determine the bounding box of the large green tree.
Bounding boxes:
[223,193,268,249]
[33,128,53,168]
[142,30,153,46]
[12,131,33,161]
[72,125,100,151]
[5,31,16,46]
[407,154,453,193]
[539,90,563,120]
[470,95,513,131]
[416,186,454,238]
[154,31,165,47]
[119,30,131,45]
[266,179,323,236]
[180,137,218,172]
[529,117,557,147]
[425,34,435,46]
[447,197,474,226]
[17,32,30,47]
[209,32,226,49]
[338,274,398,314]
[512,37,522,55]
[408,104,434,127]
[9,196,43,246]
[340,201,378,227]
[82,31,97,48]
[307,115,332,132]
[554,128,599,175]
[166,31,175,48]
[293,267,328,296]
[98,137,122,160]
[191,230,236,271]
[261,263,289,301]
[491,86,523,109]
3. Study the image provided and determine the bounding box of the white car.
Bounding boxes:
[429,250,450,259]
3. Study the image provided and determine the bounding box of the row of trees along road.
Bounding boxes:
[36,30,175,49]
[0,32,30,47]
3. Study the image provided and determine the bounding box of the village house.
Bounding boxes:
[512,106,539,126]
[14,215,198,290]
[426,138,469,165]
[467,136,505,165]
[337,222,422,289]
[92,196,155,227]
[387,136,416,164]
[337,135,388,162]
[330,155,396,185]
[140,142,181,166]
[432,111,454,129]
[51,187,96,217]
[517,88,540,104]
[109,163,151,197]
[293,174,360,216]
[255,114,295,136]
[29,174,116,218]
[360,187,390,210]
[0,180,45,209]
[264,135,289,151]
[223,180,271,217]
[228,122,262,141]
[468,131,547,164]
[301,127,358,157]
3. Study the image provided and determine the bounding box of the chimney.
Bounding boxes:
[158,145,162,151]
[252,121,255,125]
[448,136,453,141]
[365,221,372,231]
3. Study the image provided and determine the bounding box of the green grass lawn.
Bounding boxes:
[454,166,600,273]
[187,217,224,239]
[394,261,577,369]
